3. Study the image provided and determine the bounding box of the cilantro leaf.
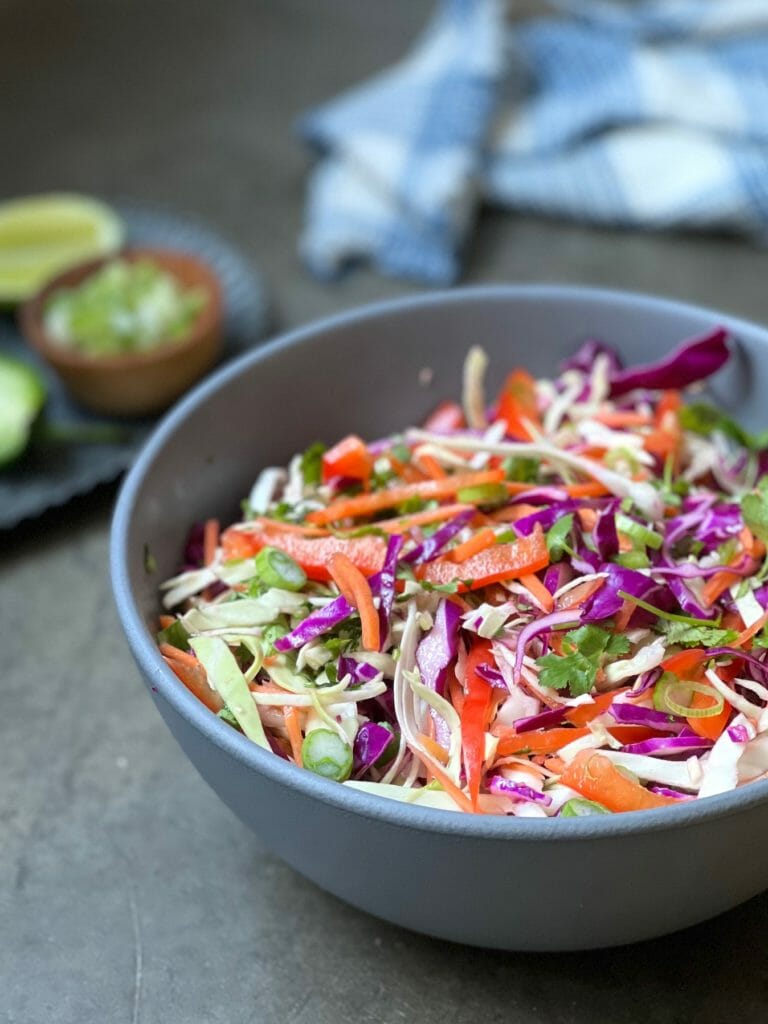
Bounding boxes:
[503,456,539,483]
[536,625,629,697]
[662,621,738,648]
[300,442,326,487]
[742,480,768,544]
[751,626,768,650]
[680,403,768,452]
[545,513,574,562]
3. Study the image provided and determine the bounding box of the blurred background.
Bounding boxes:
[3,2,768,1022]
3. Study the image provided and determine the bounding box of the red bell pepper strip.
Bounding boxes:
[462,638,494,810]
[495,369,540,440]
[419,524,549,591]
[221,523,386,581]
[321,434,373,485]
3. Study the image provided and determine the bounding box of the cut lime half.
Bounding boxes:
[0,355,47,466]
[0,194,124,303]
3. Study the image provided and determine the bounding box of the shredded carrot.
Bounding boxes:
[490,503,540,523]
[328,552,380,650]
[701,570,742,607]
[577,508,598,531]
[734,610,768,648]
[416,752,475,813]
[417,733,450,766]
[448,672,465,716]
[416,453,447,480]
[364,502,475,534]
[158,614,175,629]
[564,690,627,727]
[307,468,505,525]
[593,410,653,428]
[203,518,220,566]
[614,599,636,633]
[518,572,554,613]
[556,577,605,611]
[284,706,304,767]
[450,527,497,563]
[162,653,223,714]
[561,750,679,813]
[159,642,198,668]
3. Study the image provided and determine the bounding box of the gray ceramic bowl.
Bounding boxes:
[111,285,768,951]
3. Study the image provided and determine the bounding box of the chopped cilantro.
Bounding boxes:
[662,621,738,648]
[537,625,630,697]
[300,442,326,487]
[741,478,768,544]
[545,513,575,562]
[390,442,412,464]
[680,403,768,452]
[503,456,539,483]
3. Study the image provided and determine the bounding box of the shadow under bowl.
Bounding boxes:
[111,284,768,950]
[19,247,222,416]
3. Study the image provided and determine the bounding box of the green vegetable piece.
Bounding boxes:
[537,625,629,697]
[456,482,508,507]
[190,636,270,749]
[261,623,290,654]
[616,591,722,628]
[301,728,353,781]
[390,442,412,464]
[741,480,768,544]
[43,258,206,356]
[254,546,307,591]
[680,403,768,452]
[560,798,611,817]
[662,621,738,648]
[653,672,725,719]
[156,619,191,652]
[0,355,47,466]
[615,514,663,550]
[545,513,575,561]
[503,456,539,483]
[613,551,650,569]
[300,442,326,487]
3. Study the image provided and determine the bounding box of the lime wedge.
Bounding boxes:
[0,194,124,303]
[0,355,47,466]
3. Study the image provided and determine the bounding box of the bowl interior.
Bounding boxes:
[114,284,768,837]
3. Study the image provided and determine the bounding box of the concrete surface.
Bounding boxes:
[3,2,768,1022]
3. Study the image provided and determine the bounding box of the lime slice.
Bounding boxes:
[0,355,47,466]
[0,194,124,303]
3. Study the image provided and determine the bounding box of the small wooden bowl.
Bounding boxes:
[19,247,223,416]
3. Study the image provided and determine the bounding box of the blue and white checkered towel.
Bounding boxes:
[299,0,768,285]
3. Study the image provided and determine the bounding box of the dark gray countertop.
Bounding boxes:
[3,2,768,1021]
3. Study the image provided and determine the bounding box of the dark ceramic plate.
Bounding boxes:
[0,200,269,529]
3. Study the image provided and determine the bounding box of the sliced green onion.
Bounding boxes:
[254,546,307,591]
[560,798,611,817]
[616,591,722,628]
[301,728,353,781]
[653,672,725,719]
[456,482,509,507]
[616,514,663,550]
[614,550,651,569]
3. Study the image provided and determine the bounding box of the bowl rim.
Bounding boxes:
[19,245,222,372]
[111,282,768,841]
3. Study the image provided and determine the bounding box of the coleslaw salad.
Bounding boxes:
[157,328,768,817]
